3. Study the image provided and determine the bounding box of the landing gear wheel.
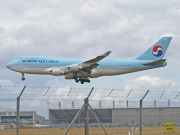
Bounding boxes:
[81,81,84,84]
[75,80,79,83]
[74,76,90,84]
[74,76,80,83]
[21,73,25,81]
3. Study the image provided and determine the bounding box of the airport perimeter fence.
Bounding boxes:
[1,86,180,135]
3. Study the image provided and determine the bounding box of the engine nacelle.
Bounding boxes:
[69,64,83,72]
[52,69,69,76]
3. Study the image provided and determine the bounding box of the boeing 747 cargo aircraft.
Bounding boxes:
[6,37,172,84]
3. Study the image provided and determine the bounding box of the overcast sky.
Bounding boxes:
[1,0,180,103]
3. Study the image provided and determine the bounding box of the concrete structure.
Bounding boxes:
[0,111,45,125]
[113,107,180,126]
[0,124,4,130]
[49,107,180,127]
[49,108,112,126]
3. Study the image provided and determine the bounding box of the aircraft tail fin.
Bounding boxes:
[135,37,172,60]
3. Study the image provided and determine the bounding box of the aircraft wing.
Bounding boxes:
[66,51,112,75]
[46,51,112,76]
[83,51,112,64]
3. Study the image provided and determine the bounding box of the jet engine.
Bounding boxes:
[68,64,83,72]
[52,69,69,76]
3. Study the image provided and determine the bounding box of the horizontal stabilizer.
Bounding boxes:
[143,59,166,66]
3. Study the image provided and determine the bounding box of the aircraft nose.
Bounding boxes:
[6,61,15,69]
[6,63,11,69]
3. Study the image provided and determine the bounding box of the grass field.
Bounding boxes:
[0,127,180,135]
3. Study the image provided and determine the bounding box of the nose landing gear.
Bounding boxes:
[21,73,25,81]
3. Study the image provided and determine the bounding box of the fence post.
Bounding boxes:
[16,86,26,135]
[63,87,94,135]
[84,98,89,135]
[140,90,149,135]
[139,99,142,135]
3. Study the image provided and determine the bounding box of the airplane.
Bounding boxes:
[34,124,51,128]
[6,37,172,84]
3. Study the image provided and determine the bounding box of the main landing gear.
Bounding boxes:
[74,77,90,84]
[21,73,25,81]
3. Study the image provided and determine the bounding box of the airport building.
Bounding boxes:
[49,108,112,127]
[49,107,180,127]
[0,111,45,125]
[48,108,115,127]
[112,107,180,126]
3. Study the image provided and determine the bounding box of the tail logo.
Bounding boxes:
[152,45,164,57]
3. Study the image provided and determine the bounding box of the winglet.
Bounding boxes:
[102,51,112,57]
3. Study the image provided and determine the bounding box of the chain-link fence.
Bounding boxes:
[1,86,180,135]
